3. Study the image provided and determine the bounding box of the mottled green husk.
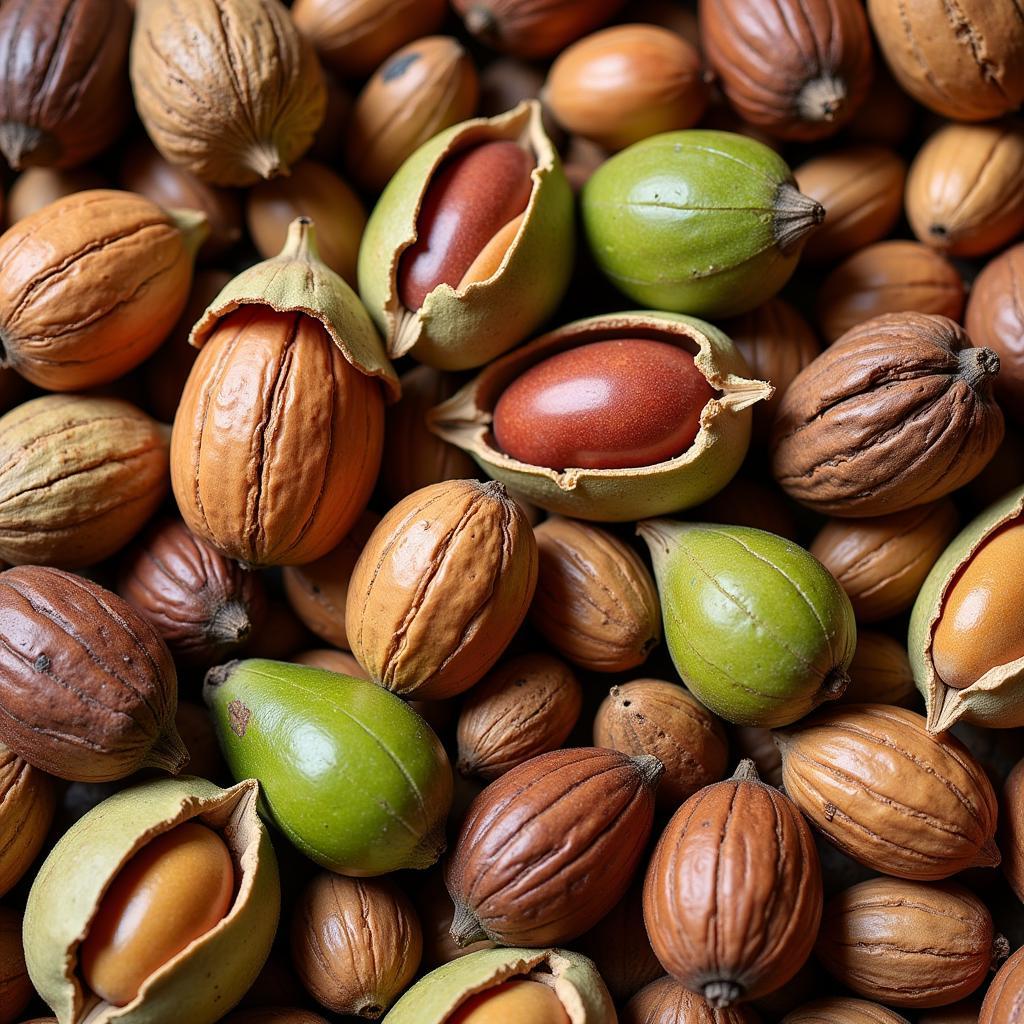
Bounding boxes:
[639,521,856,727]
[581,129,823,316]
[910,484,1024,732]
[24,777,278,1024]
[204,658,453,875]
[383,947,615,1024]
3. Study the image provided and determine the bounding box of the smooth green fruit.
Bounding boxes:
[204,659,453,876]
[581,130,823,316]
[638,521,856,727]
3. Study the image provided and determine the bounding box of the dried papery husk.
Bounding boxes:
[0,743,56,898]
[383,946,615,1023]
[841,631,917,707]
[430,312,769,521]
[780,997,909,1023]
[23,777,279,1024]
[910,484,1024,731]
[623,975,763,1023]
[358,101,573,371]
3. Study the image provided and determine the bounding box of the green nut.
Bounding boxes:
[581,130,823,316]
[638,521,857,727]
[204,658,453,875]
[357,100,574,371]
[429,311,771,522]
[383,947,615,1024]
[23,777,279,1024]
[910,484,1024,732]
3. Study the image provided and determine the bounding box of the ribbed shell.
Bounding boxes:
[623,976,762,1024]
[0,566,182,782]
[781,997,910,1023]
[816,878,993,1008]
[0,0,131,169]
[0,190,194,390]
[642,769,822,1006]
[772,313,1004,515]
[0,906,30,1023]
[981,943,1024,1024]
[171,306,384,568]
[446,747,660,946]
[118,517,267,666]
[777,704,1000,879]
[0,743,54,897]
[130,0,326,186]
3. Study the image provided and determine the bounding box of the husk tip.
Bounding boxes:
[450,901,487,947]
[145,726,190,775]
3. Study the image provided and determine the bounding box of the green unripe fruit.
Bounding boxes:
[204,659,453,876]
[581,130,823,316]
[638,521,856,727]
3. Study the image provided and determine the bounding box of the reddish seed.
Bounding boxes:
[492,338,715,470]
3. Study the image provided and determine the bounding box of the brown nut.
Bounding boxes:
[776,704,1000,879]
[841,631,917,707]
[0,907,31,1024]
[1001,757,1024,903]
[5,166,107,226]
[780,997,910,1023]
[290,873,421,1018]
[690,478,799,541]
[456,653,582,781]
[729,726,782,787]
[981,943,1024,1024]
[0,395,169,569]
[0,0,130,170]
[413,871,494,970]
[623,975,762,1023]
[346,37,479,193]
[906,121,1024,258]
[816,241,965,344]
[292,0,447,79]
[447,747,661,947]
[844,65,916,149]
[701,0,874,141]
[223,1012,330,1024]
[815,878,998,1009]
[794,146,906,264]
[916,1001,981,1024]
[809,500,960,622]
[529,516,660,672]
[346,480,538,699]
[117,518,268,667]
[291,648,367,678]
[594,679,728,809]
[544,24,707,151]
[771,313,1003,517]
[643,761,822,1008]
[174,702,224,780]
[0,744,55,898]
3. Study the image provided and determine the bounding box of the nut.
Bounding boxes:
[780,997,910,1023]
[690,477,799,540]
[1002,757,1024,902]
[623,976,761,1023]
[4,166,107,224]
[0,906,31,1024]
[841,630,917,707]
[291,648,366,678]
[981,943,1024,1024]
[0,743,56,898]
[224,1012,329,1024]
[413,871,495,970]
[728,726,782,787]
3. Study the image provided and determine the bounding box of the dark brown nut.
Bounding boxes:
[281,511,378,651]
[816,241,965,344]
[844,65,915,149]
[721,297,821,439]
[906,121,1024,258]
[292,0,447,79]
[690,478,799,541]
[456,653,582,781]
[0,0,130,169]
[729,726,782,787]
[291,648,367,678]
[290,873,421,1018]
[529,517,660,672]
[623,975,762,1023]
[544,24,707,151]
[594,679,728,809]
[117,518,268,667]
[0,744,55,898]
[413,870,494,970]
[771,313,1004,517]
[0,566,186,783]
[446,747,661,947]
[776,704,1000,880]
[809,500,959,622]
[701,0,873,141]
[867,0,1024,121]
[841,631,917,707]
[1001,757,1024,903]
[5,166,107,225]
[981,943,1024,1024]
[795,146,906,264]
[346,37,479,193]
[643,761,822,1008]
[815,878,997,1008]
[916,1000,981,1024]
[780,997,910,1023]
[0,907,31,1024]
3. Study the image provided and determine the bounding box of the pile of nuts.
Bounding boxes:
[1,0,1024,1022]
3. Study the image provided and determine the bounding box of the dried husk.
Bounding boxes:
[780,998,909,1023]
[345,479,537,699]
[0,906,31,1024]
[358,101,574,371]
[383,946,615,1024]
[841,631,917,707]
[0,189,205,390]
[775,704,1000,879]
[0,0,131,169]
[810,499,959,623]
[701,0,874,140]
[446,747,661,947]
[643,761,822,1008]
[130,0,326,187]
[909,484,1024,731]
[815,878,998,1008]
[772,313,1003,516]
[456,653,582,780]
[430,312,769,521]
[623,976,762,1023]
[981,943,1024,1024]
[23,777,280,1024]
[0,743,56,898]
[0,395,169,568]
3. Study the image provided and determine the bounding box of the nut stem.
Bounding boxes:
[0,122,55,169]
[822,667,850,700]
[704,981,742,1008]
[209,601,253,646]
[731,758,760,783]
[450,902,487,947]
[796,75,848,123]
[772,183,825,256]
[958,346,1001,390]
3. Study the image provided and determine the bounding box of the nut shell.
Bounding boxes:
[780,998,909,1023]
[841,631,916,707]
[0,907,30,1024]
[981,943,1024,1024]
[1002,757,1024,903]
[623,975,761,1023]
[0,744,56,898]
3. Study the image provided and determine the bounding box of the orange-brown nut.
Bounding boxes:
[981,943,1024,1024]
[0,744,55,898]
[623,975,761,1023]
[840,631,917,707]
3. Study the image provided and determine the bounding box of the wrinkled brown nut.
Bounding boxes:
[981,943,1024,1024]
[0,744,55,898]
[841,631,917,707]
[623,975,762,1023]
